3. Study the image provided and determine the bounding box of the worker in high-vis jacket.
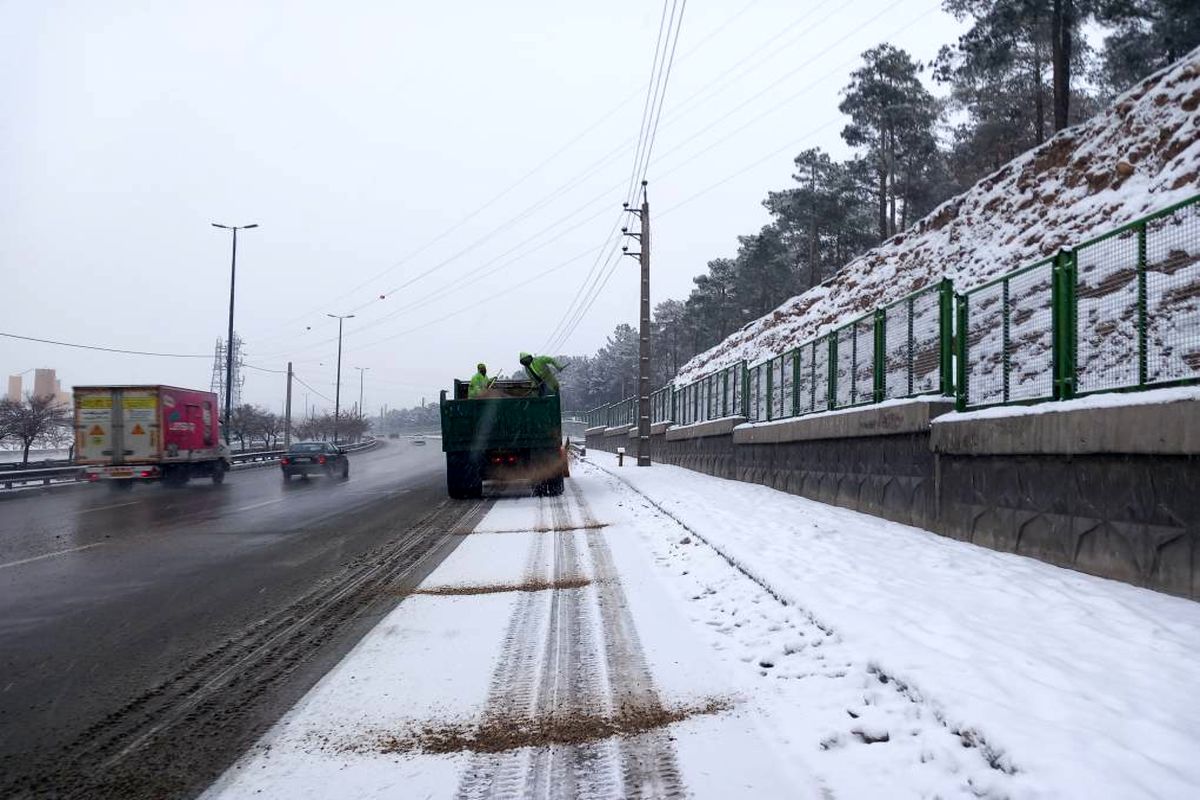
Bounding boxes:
[520,352,566,395]
[468,363,494,398]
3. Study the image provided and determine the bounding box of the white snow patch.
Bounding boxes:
[586,451,1200,799]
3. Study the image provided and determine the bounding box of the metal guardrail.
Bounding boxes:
[1,466,86,491]
[1,438,379,492]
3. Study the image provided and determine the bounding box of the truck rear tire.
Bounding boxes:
[109,480,133,492]
[537,476,564,497]
[211,460,227,485]
[446,453,482,499]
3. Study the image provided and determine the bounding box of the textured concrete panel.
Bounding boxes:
[734,400,955,445]
[931,398,1200,455]
[603,424,634,438]
[664,416,747,441]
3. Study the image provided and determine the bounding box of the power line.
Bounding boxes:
[291,374,333,403]
[634,0,688,192]
[242,362,289,375]
[545,1,688,353]
[548,0,938,351]
[251,2,763,346]
[350,244,606,353]
[0,331,210,358]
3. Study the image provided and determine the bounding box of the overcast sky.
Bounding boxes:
[1,0,967,414]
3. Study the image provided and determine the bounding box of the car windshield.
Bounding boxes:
[288,443,328,453]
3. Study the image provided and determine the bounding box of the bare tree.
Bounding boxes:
[0,394,72,465]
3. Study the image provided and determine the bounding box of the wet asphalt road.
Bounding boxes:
[0,439,473,798]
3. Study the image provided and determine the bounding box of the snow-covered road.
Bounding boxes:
[205,454,1200,799]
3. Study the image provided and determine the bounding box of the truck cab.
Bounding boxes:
[439,379,568,498]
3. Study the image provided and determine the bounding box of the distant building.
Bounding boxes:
[11,369,74,407]
[33,368,56,399]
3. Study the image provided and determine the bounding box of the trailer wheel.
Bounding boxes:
[211,460,227,485]
[162,465,190,487]
[109,480,134,492]
[536,476,564,497]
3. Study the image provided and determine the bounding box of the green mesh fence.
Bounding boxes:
[1074,195,1200,394]
[1145,198,1200,385]
[960,259,1056,408]
[832,314,876,409]
[881,282,950,399]
[649,197,1197,419]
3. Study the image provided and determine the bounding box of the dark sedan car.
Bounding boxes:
[280,441,350,481]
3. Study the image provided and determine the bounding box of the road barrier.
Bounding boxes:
[0,438,380,492]
[586,192,1200,425]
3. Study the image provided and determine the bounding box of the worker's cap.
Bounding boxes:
[519,352,532,363]
[477,363,487,371]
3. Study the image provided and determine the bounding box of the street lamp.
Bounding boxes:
[212,222,258,442]
[327,313,355,442]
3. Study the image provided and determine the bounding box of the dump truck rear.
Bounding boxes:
[439,379,568,498]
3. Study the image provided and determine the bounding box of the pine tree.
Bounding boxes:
[839,44,940,240]
[1095,0,1200,94]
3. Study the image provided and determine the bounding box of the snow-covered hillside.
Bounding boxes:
[676,47,1200,385]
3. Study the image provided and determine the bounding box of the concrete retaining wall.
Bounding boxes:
[584,397,1199,600]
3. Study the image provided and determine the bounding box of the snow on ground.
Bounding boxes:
[585,452,1200,799]
[204,455,1200,799]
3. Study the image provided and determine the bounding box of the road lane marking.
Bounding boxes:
[234,498,284,513]
[78,501,140,514]
[0,543,106,570]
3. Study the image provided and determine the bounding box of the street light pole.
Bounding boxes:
[212,222,258,442]
[327,313,355,442]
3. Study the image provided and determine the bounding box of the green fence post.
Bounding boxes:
[1002,278,1011,403]
[1137,222,1148,388]
[809,341,817,412]
[742,362,750,417]
[827,335,838,410]
[874,309,886,403]
[955,294,968,411]
[939,279,954,396]
[765,360,774,421]
[792,350,801,416]
[1051,249,1077,401]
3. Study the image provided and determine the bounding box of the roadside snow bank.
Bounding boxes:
[587,451,1200,799]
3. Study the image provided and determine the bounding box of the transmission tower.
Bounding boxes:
[209,334,245,408]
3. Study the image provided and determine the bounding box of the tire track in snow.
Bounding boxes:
[457,488,684,799]
[570,482,686,800]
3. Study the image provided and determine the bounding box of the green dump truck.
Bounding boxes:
[439,379,568,498]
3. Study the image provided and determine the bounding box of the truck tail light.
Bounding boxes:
[280,457,290,466]
[490,456,502,464]
[506,455,518,464]
[318,455,327,465]
[140,470,153,478]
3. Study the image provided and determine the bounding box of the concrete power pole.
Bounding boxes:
[284,361,293,449]
[637,186,651,466]
[623,179,652,467]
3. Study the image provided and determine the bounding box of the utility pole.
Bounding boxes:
[284,361,293,449]
[212,222,258,442]
[327,313,355,443]
[622,180,652,466]
[355,367,370,437]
